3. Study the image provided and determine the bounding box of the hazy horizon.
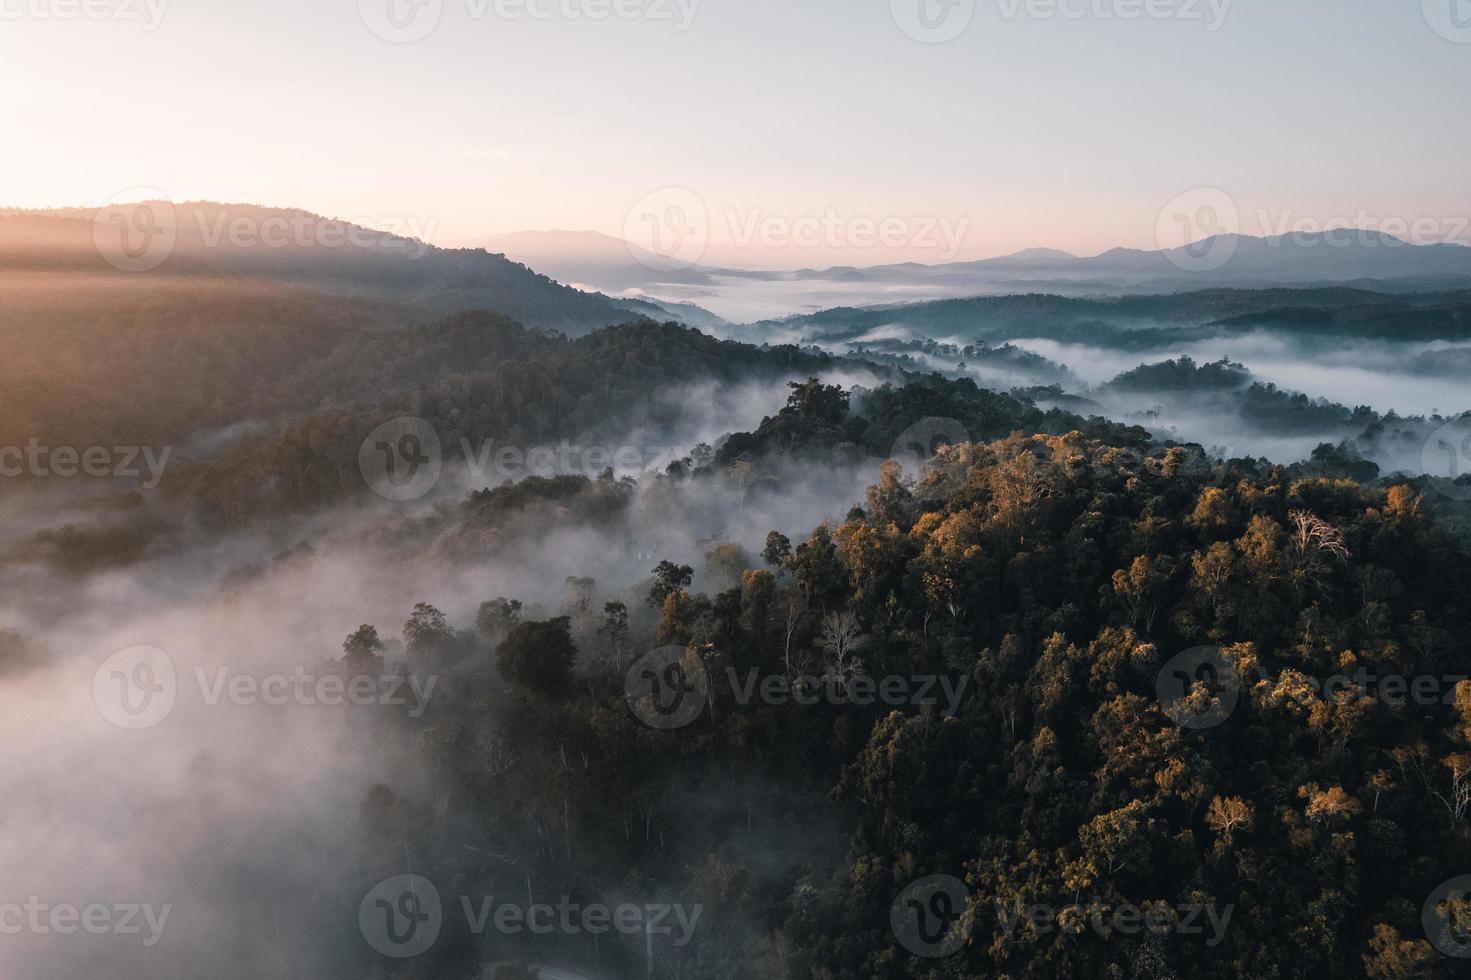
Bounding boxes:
[5,0,1470,267]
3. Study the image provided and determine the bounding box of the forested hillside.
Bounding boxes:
[159,318,848,525]
[342,396,1471,978]
[755,288,1471,349]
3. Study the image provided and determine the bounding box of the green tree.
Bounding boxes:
[341,624,385,672]
[403,602,453,659]
[647,559,694,608]
[494,618,577,697]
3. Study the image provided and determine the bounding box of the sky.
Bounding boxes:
[2,0,1469,268]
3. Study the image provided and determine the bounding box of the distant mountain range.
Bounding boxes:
[470,229,723,290]
[799,231,1471,291]
[471,229,1471,322]
[11,206,1469,336]
[0,204,704,336]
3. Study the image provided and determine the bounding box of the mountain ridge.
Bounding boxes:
[0,203,664,336]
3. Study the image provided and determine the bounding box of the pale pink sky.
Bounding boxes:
[3,0,1468,268]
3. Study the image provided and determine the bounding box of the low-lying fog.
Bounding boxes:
[637,273,1005,323]
[1011,333,1471,418]
[735,318,1471,473]
[0,371,888,979]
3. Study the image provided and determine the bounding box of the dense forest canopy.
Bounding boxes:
[311,400,1471,978]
